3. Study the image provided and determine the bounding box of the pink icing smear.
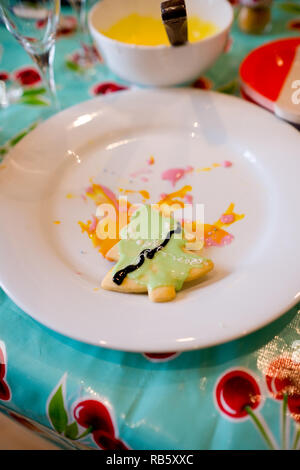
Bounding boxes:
[161,166,194,186]
[86,185,93,194]
[100,184,119,209]
[205,233,234,247]
[220,214,235,224]
[89,215,98,232]
[184,194,194,204]
[222,160,232,168]
[147,156,155,165]
[86,184,118,209]
[130,168,152,178]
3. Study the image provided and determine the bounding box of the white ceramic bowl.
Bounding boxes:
[88,0,233,86]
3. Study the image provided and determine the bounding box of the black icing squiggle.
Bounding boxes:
[112,224,181,286]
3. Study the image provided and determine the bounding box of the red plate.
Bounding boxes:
[240,38,300,123]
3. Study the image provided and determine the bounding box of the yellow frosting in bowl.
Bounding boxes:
[100,13,219,46]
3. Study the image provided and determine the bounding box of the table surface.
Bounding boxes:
[0,2,300,450]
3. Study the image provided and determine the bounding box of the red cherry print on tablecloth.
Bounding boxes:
[73,399,129,450]
[215,369,277,449]
[14,67,42,86]
[265,356,300,449]
[192,76,212,90]
[0,347,6,380]
[36,16,77,38]
[0,72,10,82]
[288,394,300,424]
[93,430,129,450]
[73,399,115,435]
[288,20,300,32]
[36,18,47,29]
[215,369,261,418]
[265,356,300,400]
[91,82,128,96]
[0,346,10,401]
[143,352,179,362]
[56,16,78,38]
[0,380,10,401]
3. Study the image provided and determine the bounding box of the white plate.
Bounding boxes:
[0,89,299,352]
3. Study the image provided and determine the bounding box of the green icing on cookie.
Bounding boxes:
[112,205,210,291]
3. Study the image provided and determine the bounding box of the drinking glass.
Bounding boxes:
[68,0,96,69]
[0,0,61,108]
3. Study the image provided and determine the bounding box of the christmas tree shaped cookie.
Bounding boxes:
[101,206,213,302]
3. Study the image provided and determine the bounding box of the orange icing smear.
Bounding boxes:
[203,224,234,247]
[214,203,245,229]
[158,185,192,208]
[79,214,126,258]
[79,183,172,259]
[157,189,244,249]
[196,167,212,172]
[79,183,128,258]
[203,204,244,247]
[86,183,119,209]
[79,219,100,247]
[78,180,245,257]
[79,218,122,258]
[195,161,232,172]
[81,186,151,259]
[119,188,150,202]
[187,221,235,248]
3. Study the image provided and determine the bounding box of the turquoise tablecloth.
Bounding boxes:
[0,2,299,450]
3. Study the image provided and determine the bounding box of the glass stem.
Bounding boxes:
[79,0,87,37]
[245,406,276,450]
[72,0,89,45]
[31,43,59,110]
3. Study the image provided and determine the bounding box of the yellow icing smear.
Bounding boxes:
[100,14,219,46]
